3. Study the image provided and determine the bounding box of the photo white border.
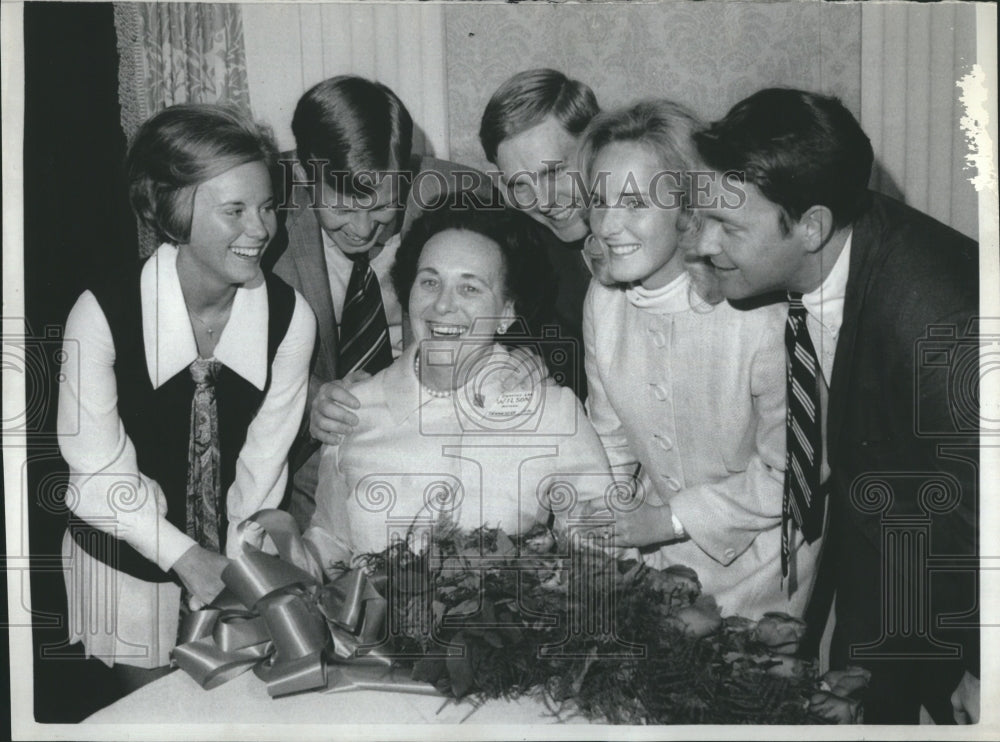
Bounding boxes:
[4,1,998,740]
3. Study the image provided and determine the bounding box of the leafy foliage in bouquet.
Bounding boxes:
[352,519,860,724]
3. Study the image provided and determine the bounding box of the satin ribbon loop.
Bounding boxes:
[175,512,327,696]
[260,593,328,662]
[258,651,328,697]
[214,613,268,654]
[173,638,271,690]
[177,607,223,645]
[239,509,324,578]
[223,547,319,609]
[173,509,403,697]
[320,569,389,657]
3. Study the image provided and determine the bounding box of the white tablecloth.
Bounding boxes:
[84,665,586,727]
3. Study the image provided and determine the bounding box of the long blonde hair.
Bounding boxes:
[578,99,722,306]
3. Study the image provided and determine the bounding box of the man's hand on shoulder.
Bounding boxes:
[309,371,368,445]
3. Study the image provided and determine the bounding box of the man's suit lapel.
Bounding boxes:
[828,198,883,454]
[287,195,339,381]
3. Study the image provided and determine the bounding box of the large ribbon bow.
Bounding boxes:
[171,510,422,697]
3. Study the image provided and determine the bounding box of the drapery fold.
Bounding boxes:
[860,3,979,240]
[115,2,252,142]
[114,3,253,256]
[241,3,449,157]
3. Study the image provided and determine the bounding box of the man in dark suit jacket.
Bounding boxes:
[691,88,979,724]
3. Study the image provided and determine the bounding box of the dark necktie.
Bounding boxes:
[338,253,393,377]
[781,293,824,578]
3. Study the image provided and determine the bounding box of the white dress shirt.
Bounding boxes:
[322,230,405,358]
[801,233,852,385]
[800,234,851,484]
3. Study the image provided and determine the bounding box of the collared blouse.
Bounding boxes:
[58,244,316,571]
[584,272,819,617]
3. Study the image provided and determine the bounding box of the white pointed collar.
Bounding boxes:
[141,244,269,390]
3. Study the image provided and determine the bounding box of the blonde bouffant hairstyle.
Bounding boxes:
[578,99,723,306]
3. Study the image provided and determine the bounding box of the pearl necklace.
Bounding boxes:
[413,354,452,398]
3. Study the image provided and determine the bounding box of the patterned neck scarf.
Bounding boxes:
[186,357,223,552]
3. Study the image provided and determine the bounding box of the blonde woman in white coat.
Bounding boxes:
[579,100,819,619]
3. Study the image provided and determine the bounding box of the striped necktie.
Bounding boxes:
[781,293,824,578]
[338,253,393,377]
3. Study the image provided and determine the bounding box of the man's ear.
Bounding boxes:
[799,205,835,253]
[498,299,516,333]
[502,299,516,323]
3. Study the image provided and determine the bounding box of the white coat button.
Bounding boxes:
[654,434,673,451]
[650,330,666,348]
[650,384,669,402]
[661,475,682,492]
[724,548,736,560]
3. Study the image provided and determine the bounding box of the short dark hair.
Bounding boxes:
[126,104,278,244]
[391,203,552,325]
[479,68,600,164]
[292,75,413,198]
[694,88,874,229]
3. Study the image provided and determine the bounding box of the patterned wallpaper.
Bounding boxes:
[444,1,861,170]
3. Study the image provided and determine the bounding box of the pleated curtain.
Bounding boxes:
[114,2,253,256]
[241,3,449,158]
[860,3,981,240]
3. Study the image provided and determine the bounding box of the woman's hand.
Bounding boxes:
[172,545,230,609]
[309,371,368,445]
[579,498,678,548]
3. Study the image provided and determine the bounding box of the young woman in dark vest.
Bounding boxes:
[57,104,315,691]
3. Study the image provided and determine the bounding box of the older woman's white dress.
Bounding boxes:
[305,343,613,572]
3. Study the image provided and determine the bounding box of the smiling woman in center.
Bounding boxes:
[303,204,614,573]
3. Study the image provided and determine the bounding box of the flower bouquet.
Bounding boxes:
[346,518,868,724]
[173,511,868,723]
